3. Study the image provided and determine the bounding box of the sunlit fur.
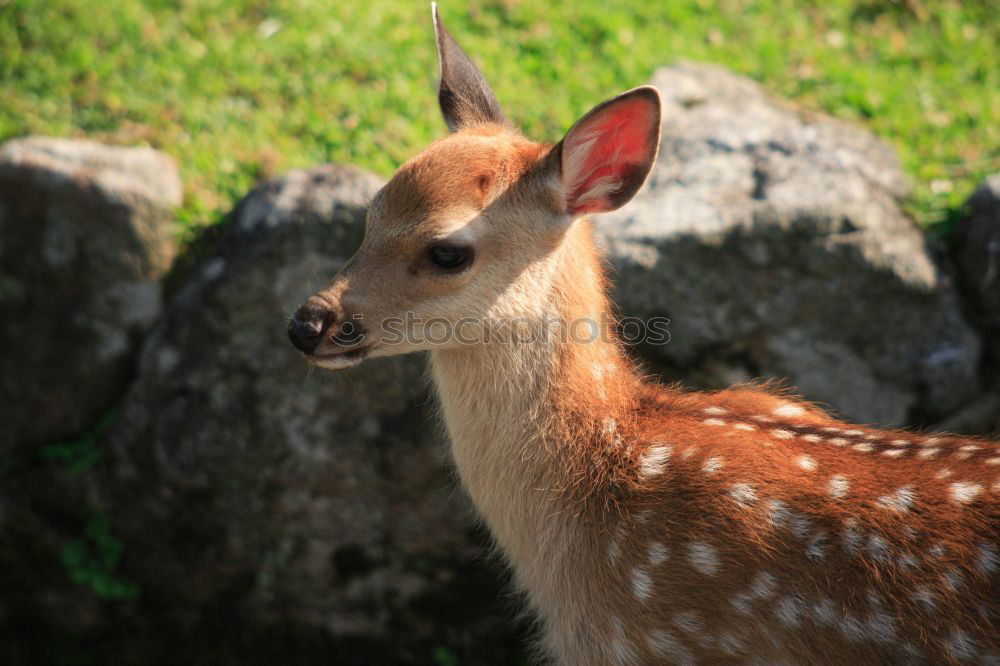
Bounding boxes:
[303,121,1000,666]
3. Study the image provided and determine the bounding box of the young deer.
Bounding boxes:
[287,6,1000,664]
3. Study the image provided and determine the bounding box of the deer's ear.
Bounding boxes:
[432,3,506,132]
[549,87,661,217]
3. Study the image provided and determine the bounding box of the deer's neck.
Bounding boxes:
[429,220,635,574]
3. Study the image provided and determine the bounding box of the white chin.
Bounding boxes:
[309,353,365,371]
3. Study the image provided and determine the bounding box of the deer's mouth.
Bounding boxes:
[302,343,376,370]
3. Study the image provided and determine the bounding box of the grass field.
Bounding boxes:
[1,0,998,236]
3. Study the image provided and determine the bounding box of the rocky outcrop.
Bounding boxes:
[597,63,982,427]
[0,137,181,449]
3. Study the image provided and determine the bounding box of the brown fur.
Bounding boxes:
[306,127,1000,666]
[430,217,1000,665]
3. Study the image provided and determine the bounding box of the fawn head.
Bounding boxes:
[288,5,661,370]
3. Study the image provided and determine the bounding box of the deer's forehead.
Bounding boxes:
[368,132,546,237]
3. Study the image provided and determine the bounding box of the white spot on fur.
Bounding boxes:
[632,566,653,601]
[960,444,981,453]
[986,457,1000,465]
[945,629,978,661]
[681,446,698,459]
[852,442,874,453]
[829,437,849,446]
[717,633,744,656]
[773,404,805,418]
[867,534,890,562]
[914,587,936,611]
[822,427,843,434]
[702,456,724,475]
[877,486,915,512]
[812,597,837,626]
[928,544,946,559]
[918,447,940,459]
[842,518,863,555]
[770,429,794,440]
[775,595,804,627]
[751,414,775,423]
[602,418,619,444]
[730,571,776,615]
[977,543,998,576]
[950,481,982,504]
[795,455,817,472]
[899,553,918,570]
[703,418,726,426]
[937,467,953,479]
[866,610,896,644]
[802,434,823,443]
[841,612,865,642]
[733,422,756,431]
[923,437,941,446]
[729,483,757,507]
[648,542,669,566]
[608,525,625,563]
[890,439,909,447]
[645,629,694,665]
[807,531,829,560]
[767,499,789,527]
[843,429,865,437]
[639,444,672,480]
[608,616,637,665]
[944,568,963,591]
[882,448,907,458]
[828,474,849,500]
[750,571,777,599]
[704,406,727,415]
[672,610,702,634]
[688,542,721,576]
[730,592,752,615]
[591,361,605,382]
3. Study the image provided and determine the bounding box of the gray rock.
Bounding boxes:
[953,173,1000,359]
[98,165,517,657]
[0,137,181,449]
[931,391,1000,437]
[596,63,982,426]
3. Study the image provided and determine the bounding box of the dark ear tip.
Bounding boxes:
[627,85,662,113]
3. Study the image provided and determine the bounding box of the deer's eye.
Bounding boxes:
[428,244,473,271]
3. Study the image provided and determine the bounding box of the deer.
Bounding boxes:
[286,5,1000,664]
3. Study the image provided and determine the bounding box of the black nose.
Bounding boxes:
[288,303,331,354]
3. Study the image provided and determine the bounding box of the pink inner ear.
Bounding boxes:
[565,99,656,215]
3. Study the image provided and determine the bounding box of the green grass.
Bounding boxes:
[2,0,998,234]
